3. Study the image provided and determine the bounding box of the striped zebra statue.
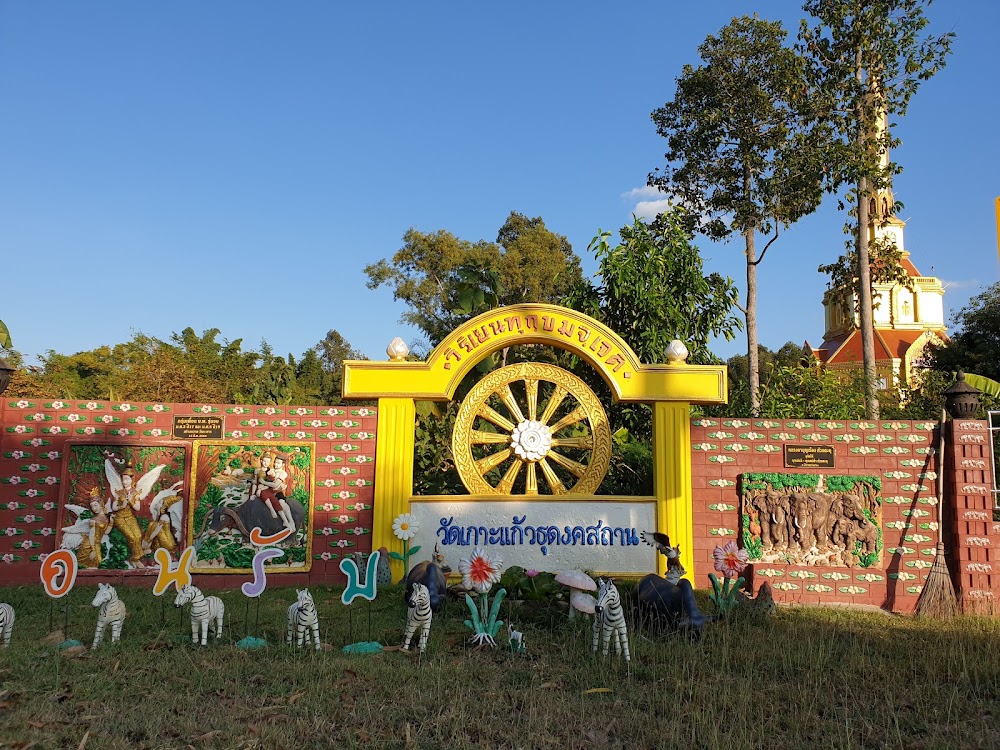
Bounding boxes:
[174,584,225,646]
[593,578,630,663]
[287,588,321,651]
[401,582,432,653]
[91,583,127,647]
[0,602,14,648]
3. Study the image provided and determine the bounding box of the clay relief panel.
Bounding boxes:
[741,473,882,568]
[57,442,188,571]
[188,442,313,573]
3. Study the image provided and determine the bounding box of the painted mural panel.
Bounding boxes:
[188,442,314,573]
[56,442,188,571]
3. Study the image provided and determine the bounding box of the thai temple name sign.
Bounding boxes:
[409,501,656,573]
[437,311,635,378]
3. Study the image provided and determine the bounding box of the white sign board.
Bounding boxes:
[409,500,657,574]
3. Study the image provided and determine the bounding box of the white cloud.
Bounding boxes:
[633,198,674,221]
[622,184,674,222]
[621,185,665,200]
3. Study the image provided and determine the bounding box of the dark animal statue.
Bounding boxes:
[405,559,447,613]
[197,497,306,547]
[636,574,715,636]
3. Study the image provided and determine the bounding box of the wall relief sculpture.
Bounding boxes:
[741,473,882,568]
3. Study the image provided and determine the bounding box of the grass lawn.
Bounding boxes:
[1,583,999,749]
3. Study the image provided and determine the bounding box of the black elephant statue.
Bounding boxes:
[197,497,306,547]
[636,574,716,636]
[403,545,450,613]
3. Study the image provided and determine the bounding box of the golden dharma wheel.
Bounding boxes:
[452,362,611,495]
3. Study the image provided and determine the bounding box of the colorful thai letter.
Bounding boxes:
[152,546,194,596]
[340,549,380,605]
[40,549,78,599]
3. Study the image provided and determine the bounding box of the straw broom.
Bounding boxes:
[915,407,958,619]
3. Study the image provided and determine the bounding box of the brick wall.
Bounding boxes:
[691,417,999,614]
[0,398,376,588]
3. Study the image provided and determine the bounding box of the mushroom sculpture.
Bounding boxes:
[554,570,597,620]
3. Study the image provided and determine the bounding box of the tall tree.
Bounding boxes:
[799,0,953,418]
[650,15,825,416]
[926,282,1000,383]
[365,212,583,347]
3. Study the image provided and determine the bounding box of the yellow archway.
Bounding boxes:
[342,303,727,580]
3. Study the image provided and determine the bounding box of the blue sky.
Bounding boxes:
[1,1,997,368]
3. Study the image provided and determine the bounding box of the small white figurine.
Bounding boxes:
[401,582,432,653]
[287,588,321,650]
[174,584,225,646]
[91,583,127,647]
[508,623,525,654]
[0,602,14,648]
[593,578,630,663]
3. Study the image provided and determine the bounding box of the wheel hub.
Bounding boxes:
[510,420,552,462]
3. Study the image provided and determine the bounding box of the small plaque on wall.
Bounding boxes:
[784,445,835,469]
[172,415,224,439]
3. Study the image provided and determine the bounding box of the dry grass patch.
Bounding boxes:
[0,585,999,749]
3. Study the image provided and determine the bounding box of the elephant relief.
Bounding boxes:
[744,483,880,568]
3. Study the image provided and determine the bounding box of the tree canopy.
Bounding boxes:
[364,212,583,346]
[6,327,366,405]
[927,282,1000,383]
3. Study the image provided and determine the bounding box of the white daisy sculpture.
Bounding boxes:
[389,513,420,578]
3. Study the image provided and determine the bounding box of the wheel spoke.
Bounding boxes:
[471,429,511,445]
[548,405,588,435]
[499,385,525,423]
[537,458,567,494]
[495,461,522,494]
[525,379,539,421]
[538,385,568,425]
[525,462,538,495]
[546,449,588,479]
[551,435,594,449]
[476,448,513,475]
[477,404,516,433]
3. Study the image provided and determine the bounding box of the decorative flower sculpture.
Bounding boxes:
[392,513,418,541]
[459,547,502,594]
[389,513,421,579]
[708,541,749,615]
[713,540,749,578]
[458,547,506,647]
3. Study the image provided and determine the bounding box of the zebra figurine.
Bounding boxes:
[91,583,127,647]
[287,588,321,651]
[401,582,432,654]
[174,584,225,646]
[593,578,630,663]
[0,602,14,648]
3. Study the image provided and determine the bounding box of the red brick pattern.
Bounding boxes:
[944,420,998,613]
[0,399,376,587]
[688,417,995,614]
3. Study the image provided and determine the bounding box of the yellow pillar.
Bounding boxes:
[371,397,415,583]
[652,401,694,580]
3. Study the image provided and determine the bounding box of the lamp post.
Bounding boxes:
[942,370,981,420]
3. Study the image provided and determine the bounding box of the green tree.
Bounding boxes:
[650,15,825,416]
[799,0,953,418]
[926,282,1000,383]
[0,319,11,350]
[365,212,583,346]
[565,208,742,437]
